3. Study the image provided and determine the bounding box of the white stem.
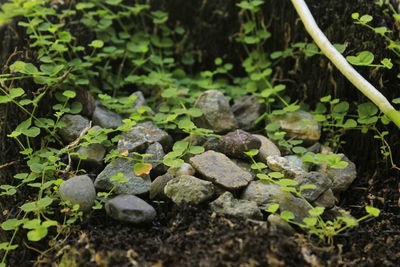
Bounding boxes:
[290,0,396,116]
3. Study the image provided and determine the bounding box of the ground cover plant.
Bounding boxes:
[0,0,399,266]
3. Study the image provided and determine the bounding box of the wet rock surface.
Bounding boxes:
[189,150,253,190]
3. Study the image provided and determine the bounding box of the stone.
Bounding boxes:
[203,137,221,152]
[209,191,262,219]
[230,159,256,180]
[266,155,306,178]
[164,175,214,205]
[307,142,322,153]
[190,151,253,190]
[145,142,167,175]
[231,95,264,131]
[193,90,237,133]
[268,110,321,144]
[94,158,151,195]
[219,130,261,159]
[313,189,336,208]
[149,173,175,199]
[284,155,310,172]
[253,134,281,164]
[105,194,156,224]
[75,126,106,166]
[92,104,123,129]
[241,181,310,222]
[294,172,332,202]
[58,114,90,143]
[317,154,357,192]
[59,175,96,211]
[267,214,295,235]
[167,163,196,176]
[130,91,149,111]
[118,121,173,153]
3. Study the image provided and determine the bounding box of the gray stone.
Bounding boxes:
[105,194,156,224]
[219,130,261,159]
[58,114,90,143]
[268,110,321,144]
[230,159,256,180]
[130,91,149,111]
[294,172,332,202]
[317,154,357,192]
[59,175,96,211]
[313,189,336,208]
[75,126,106,166]
[203,137,221,152]
[167,163,195,176]
[232,95,264,131]
[284,155,310,172]
[266,155,306,178]
[210,191,262,219]
[267,214,295,235]
[253,134,281,164]
[241,181,311,222]
[118,121,173,153]
[194,90,237,133]
[145,142,167,175]
[92,104,123,129]
[164,175,214,205]
[149,173,175,199]
[190,151,253,190]
[94,158,151,195]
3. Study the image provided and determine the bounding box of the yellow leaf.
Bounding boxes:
[133,163,152,175]
[120,150,129,157]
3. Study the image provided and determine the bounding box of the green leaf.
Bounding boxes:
[357,102,378,118]
[163,158,184,167]
[280,210,295,221]
[187,108,203,117]
[62,90,76,99]
[133,163,152,175]
[381,58,393,69]
[277,179,298,187]
[292,146,307,154]
[1,218,26,231]
[9,88,25,98]
[303,217,317,227]
[187,146,204,155]
[346,51,374,66]
[89,40,104,48]
[244,149,259,156]
[343,119,357,128]
[360,14,373,23]
[172,141,189,153]
[0,242,18,251]
[365,206,380,217]
[299,184,317,191]
[392,98,400,104]
[351,13,360,19]
[27,226,48,241]
[268,172,284,179]
[37,197,53,209]
[20,202,38,212]
[265,203,279,213]
[308,207,325,217]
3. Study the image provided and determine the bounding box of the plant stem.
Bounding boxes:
[290,0,400,128]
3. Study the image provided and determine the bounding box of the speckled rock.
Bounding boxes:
[105,194,156,224]
[268,110,321,144]
[210,191,262,219]
[164,175,214,205]
[241,181,310,222]
[219,130,261,159]
[194,90,237,133]
[58,114,90,143]
[190,151,253,190]
[266,155,306,178]
[232,95,264,131]
[92,104,123,129]
[59,175,96,211]
[317,154,357,192]
[294,172,332,202]
[284,155,311,172]
[253,134,281,164]
[94,158,151,195]
[313,189,336,208]
[149,173,175,199]
[167,163,196,177]
[118,121,173,153]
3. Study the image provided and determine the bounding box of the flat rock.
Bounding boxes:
[241,181,311,222]
[58,114,90,143]
[294,171,332,202]
[105,194,156,224]
[232,95,264,131]
[219,130,261,159]
[194,90,237,133]
[190,150,253,190]
[149,173,175,199]
[268,110,321,144]
[253,134,281,164]
[59,175,96,211]
[317,154,357,192]
[210,191,262,219]
[94,158,151,195]
[266,155,306,178]
[118,121,173,153]
[164,175,214,205]
[92,104,123,129]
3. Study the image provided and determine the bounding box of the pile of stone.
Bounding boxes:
[58,90,357,231]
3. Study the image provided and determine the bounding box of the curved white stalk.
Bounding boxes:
[290,0,400,128]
